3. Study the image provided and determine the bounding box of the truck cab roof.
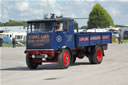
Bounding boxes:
[27,18,73,23]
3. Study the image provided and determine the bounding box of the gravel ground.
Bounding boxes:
[0,43,128,85]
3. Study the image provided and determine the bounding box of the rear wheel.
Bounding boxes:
[89,45,103,64]
[26,54,39,69]
[58,49,71,69]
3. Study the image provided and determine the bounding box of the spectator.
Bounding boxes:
[12,37,16,48]
[118,31,122,44]
[0,37,3,47]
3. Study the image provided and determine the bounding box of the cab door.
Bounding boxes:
[54,22,65,50]
[64,21,75,49]
[54,21,75,50]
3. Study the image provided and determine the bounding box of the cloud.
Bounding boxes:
[2,10,8,19]
[39,0,62,16]
[16,1,30,11]
[49,0,56,8]
[1,1,9,20]
[0,0,128,26]
[111,8,120,16]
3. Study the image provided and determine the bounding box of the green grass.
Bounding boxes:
[122,39,128,43]
[112,39,128,43]
[2,42,26,47]
[2,44,12,47]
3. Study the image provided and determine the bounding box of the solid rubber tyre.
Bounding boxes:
[58,49,71,69]
[26,54,38,69]
[89,45,103,64]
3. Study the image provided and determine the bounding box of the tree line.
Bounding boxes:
[0,20,27,26]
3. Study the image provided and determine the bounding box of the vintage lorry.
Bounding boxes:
[25,17,112,69]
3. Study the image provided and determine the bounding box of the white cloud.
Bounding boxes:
[1,1,9,20]
[99,0,104,1]
[2,9,8,19]
[48,0,56,8]
[0,0,128,25]
[40,0,56,8]
[73,0,103,2]
[74,0,94,1]
[40,0,62,16]
[40,0,49,6]
[16,1,29,11]
[86,0,95,2]
[110,8,120,16]
[112,0,127,1]
[71,13,78,18]
[0,0,1,17]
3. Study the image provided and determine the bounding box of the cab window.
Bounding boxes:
[64,21,69,32]
[27,22,54,33]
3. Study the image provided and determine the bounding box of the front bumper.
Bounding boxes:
[25,49,59,57]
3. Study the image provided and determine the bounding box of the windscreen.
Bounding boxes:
[27,22,54,33]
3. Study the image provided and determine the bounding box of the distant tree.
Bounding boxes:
[56,14,63,18]
[115,24,127,27]
[88,3,114,29]
[0,22,4,26]
[7,20,27,26]
[43,13,49,19]
[74,21,79,30]
[7,20,16,26]
[80,26,88,29]
[0,20,27,26]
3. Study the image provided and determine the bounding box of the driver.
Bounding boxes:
[56,23,63,32]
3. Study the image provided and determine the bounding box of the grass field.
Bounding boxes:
[112,39,128,43]
[122,39,128,43]
[2,44,12,47]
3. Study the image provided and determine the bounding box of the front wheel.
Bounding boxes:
[26,54,39,69]
[89,45,103,64]
[58,49,71,69]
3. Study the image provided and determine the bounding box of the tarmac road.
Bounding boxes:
[0,43,128,85]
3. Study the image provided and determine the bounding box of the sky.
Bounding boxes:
[0,0,128,27]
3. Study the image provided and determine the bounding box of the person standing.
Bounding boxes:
[0,37,3,47]
[12,37,16,48]
[118,31,122,44]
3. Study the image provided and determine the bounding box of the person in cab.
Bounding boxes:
[56,23,63,32]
